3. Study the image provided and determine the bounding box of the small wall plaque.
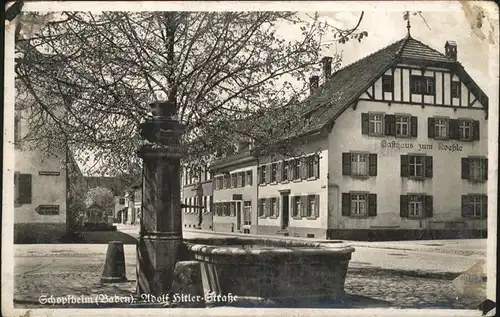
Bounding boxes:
[36,205,60,215]
[39,171,61,176]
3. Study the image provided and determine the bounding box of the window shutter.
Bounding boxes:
[425,156,433,178]
[410,116,418,137]
[300,196,307,217]
[424,195,433,218]
[385,114,396,136]
[276,197,280,217]
[483,158,488,180]
[461,158,470,180]
[257,167,262,184]
[482,195,488,219]
[301,158,307,180]
[313,155,319,178]
[276,162,282,182]
[18,174,32,204]
[472,120,480,141]
[342,153,351,175]
[461,195,470,217]
[265,165,270,183]
[361,113,369,135]
[368,154,377,176]
[400,195,409,217]
[427,117,435,138]
[368,194,377,217]
[341,193,351,216]
[314,195,320,218]
[14,172,20,204]
[400,155,409,177]
[448,119,458,140]
[257,199,262,217]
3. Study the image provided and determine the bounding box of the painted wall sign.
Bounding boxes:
[380,140,463,152]
[39,171,61,176]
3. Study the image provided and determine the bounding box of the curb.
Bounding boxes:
[347,266,462,280]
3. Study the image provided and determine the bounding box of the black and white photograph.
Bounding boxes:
[2,1,498,317]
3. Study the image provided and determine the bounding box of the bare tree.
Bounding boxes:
[14,11,367,175]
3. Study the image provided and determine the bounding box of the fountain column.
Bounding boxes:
[136,101,185,296]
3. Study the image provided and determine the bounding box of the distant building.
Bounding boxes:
[84,176,127,224]
[208,33,488,240]
[181,165,213,230]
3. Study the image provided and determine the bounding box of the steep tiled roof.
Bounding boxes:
[288,35,487,137]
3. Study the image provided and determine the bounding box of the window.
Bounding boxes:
[369,113,384,135]
[350,194,367,216]
[307,195,316,217]
[396,115,410,137]
[271,197,278,217]
[246,170,253,186]
[224,174,230,189]
[282,161,289,181]
[307,156,316,178]
[409,155,424,178]
[458,120,472,140]
[270,163,278,182]
[243,201,252,225]
[240,172,245,187]
[258,199,266,217]
[293,159,301,180]
[230,202,236,217]
[410,76,435,95]
[382,75,393,93]
[463,157,488,182]
[343,153,377,177]
[462,195,487,218]
[223,202,230,216]
[400,194,433,218]
[451,81,461,98]
[292,196,301,217]
[231,173,237,188]
[259,166,267,184]
[119,198,125,205]
[408,195,424,217]
[434,118,448,139]
[350,153,368,176]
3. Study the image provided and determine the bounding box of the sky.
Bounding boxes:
[8,1,499,176]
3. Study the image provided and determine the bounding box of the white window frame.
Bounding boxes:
[351,194,367,216]
[396,115,410,137]
[408,195,424,217]
[271,163,278,182]
[351,153,368,176]
[293,196,301,217]
[458,120,472,140]
[408,155,424,178]
[434,118,448,139]
[369,113,384,136]
[307,195,315,217]
[271,198,277,217]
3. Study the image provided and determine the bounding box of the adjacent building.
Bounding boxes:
[181,165,214,230]
[14,108,69,243]
[208,32,488,240]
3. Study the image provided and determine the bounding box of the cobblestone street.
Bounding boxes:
[13,245,482,310]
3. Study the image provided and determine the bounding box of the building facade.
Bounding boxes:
[14,108,68,243]
[181,165,214,230]
[208,34,488,240]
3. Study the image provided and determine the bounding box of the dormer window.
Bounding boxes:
[382,75,393,93]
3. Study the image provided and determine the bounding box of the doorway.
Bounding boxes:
[281,194,289,229]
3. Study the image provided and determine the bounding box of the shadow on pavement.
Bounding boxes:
[81,231,138,244]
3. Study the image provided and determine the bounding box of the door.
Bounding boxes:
[236,202,242,231]
[281,195,289,229]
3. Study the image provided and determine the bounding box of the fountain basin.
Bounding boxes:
[183,237,355,305]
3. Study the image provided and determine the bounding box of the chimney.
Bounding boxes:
[309,75,319,95]
[321,56,333,80]
[445,41,457,61]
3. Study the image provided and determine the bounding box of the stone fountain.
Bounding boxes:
[136,101,355,307]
